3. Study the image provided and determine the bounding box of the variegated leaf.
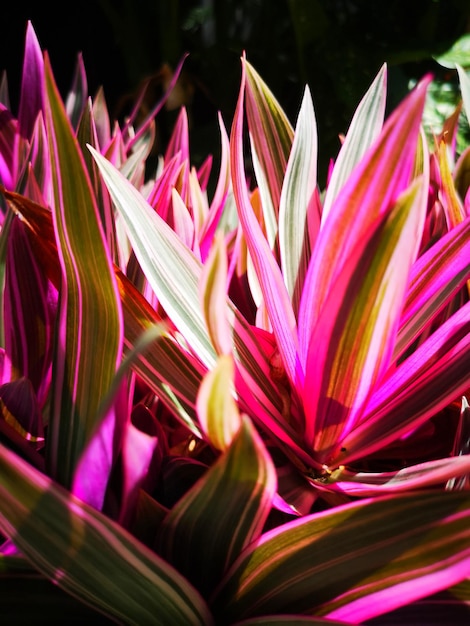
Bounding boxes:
[43,55,123,491]
[322,63,387,221]
[298,75,431,365]
[156,417,276,598]
[278,85,319,313]
[303,179,427,464]
[196,354,241,451]
[212,490,470,624]
[340,298,470,464]
[231,57,301,391]
[90,146,305,463]
[395,214,470,359]
[244,57,294,230]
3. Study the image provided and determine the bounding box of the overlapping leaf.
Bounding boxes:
[0,184,205,436]
[395,213,470,359]
[244,57,294,235]
[3,216,54,407]
[231,57,301,390]
[278,85,319,313]
[298,75,431,363]
[90,146,312,464]
[339,298,470,463]
[302,179,427,463]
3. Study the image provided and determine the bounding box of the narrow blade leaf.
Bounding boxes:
[43,55,123,490]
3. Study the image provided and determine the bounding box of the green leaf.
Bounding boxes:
[244,57,294,242]
[434,35,470,69]
[0,442,213,625]
[456,64,470,127]
[199,230,232,356]
[43,55,123,489]
[196,354,241,451]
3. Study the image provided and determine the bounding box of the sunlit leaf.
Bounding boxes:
[319,455,470,496]
[456,65,470,127]
[340,298,470,464]
[435,37,470,69]
[231,56,301,390]
[278,85,319,313]
[395,214,470,359]
[322,63,387,222]
[90,143,217,369]
[298,75,431,365]
[196,354,241,451]
[200,231,232,356]
[90,146,303,462]
[0,187,205,437]
[244,57,294,230]
[303,178,427,463]
[212,491,470,624]
[200,112,231,260]
[438,140,466,229]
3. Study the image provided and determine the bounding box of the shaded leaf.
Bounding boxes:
[157,418,276,598]
[0,442,213,625]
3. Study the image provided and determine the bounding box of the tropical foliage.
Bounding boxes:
[0,20,470,625]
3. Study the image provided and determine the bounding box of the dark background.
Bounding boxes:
[2,1,470,184]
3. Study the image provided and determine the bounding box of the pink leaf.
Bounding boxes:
[231,55,302,391]
[298,75,432,366]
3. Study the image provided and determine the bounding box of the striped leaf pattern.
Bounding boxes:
[43,56,123,490]
[156,417,276,598]
[212,490,470,624]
